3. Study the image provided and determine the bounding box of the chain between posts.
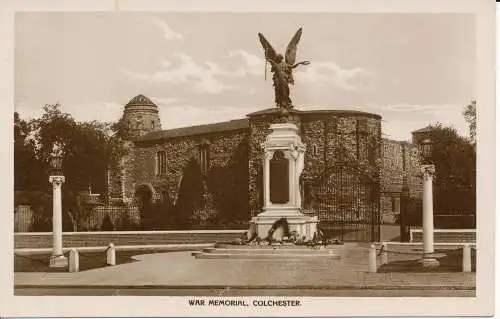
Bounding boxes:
[14,253,50,265]
[73,246,110,261]
[375,244,470,256]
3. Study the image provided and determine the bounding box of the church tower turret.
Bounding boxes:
[121,94,162,139]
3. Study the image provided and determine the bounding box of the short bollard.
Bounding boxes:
[69,249,79,273]
[107,243,116,266]
[462,244,472,273]
[368,244,377,273]
[380,243,388,265]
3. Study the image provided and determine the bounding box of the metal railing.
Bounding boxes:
[368,241,475,273]
[409,228,476,242]
[14,204,141,232]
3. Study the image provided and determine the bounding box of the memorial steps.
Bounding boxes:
[191,243,370,263]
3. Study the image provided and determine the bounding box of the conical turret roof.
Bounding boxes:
[125,94,158,108]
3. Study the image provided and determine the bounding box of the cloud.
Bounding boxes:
[150,96,178,106]
[364,103,469,140]
[365,103,466,121]
[295,61,371,90]
[15,103,45,120]
[151,17,183,41]
[121,54,236,94]
[368,103,446,113]
[160,60,171,68]
[70,102,123,123]
[120,48,269,96]
[227,50,264,76]
[159,104,246,130]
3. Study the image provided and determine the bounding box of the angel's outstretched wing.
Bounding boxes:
[258,33,279,63]
[285,28,302,65]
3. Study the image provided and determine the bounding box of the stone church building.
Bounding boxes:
[107,94,423,240]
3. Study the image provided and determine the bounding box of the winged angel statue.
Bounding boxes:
[258,28,310,112]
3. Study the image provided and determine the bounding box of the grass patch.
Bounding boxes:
[14,249,179,273]
[378,249,476,273]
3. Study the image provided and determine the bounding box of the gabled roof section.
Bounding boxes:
[134,118,249,142]
[411,125,433,134]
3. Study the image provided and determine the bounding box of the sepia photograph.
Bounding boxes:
[1,0,496,317]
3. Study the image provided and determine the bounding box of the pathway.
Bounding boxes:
[15,245,475,290]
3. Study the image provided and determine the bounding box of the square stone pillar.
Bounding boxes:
[249,123,318,241]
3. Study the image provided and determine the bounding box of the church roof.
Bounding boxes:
[125,94,158,108]
[135,118,249,142]
[411,125,433,134]
[246,108,381,119]
[133,107,382,142]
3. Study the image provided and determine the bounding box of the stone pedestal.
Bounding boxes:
[49,175,68,268]
[249,123,319,241]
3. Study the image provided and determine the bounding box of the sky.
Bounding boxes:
[15,12,476,141]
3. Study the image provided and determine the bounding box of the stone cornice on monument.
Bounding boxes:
[246,107,382,120]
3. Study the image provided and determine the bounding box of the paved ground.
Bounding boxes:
[14,287,475,297]
[380,225,401,241]
[14,244,475,296]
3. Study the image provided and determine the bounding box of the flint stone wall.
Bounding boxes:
[247,109,382,217]
[380,139,422,221]
[127,130,249,222]
[108,107,419,226]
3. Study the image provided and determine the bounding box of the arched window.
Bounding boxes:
[151,120,155,129]
[156,151,167,175]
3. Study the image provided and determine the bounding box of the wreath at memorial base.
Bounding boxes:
[229,220,344,247]
[265,217,289,242]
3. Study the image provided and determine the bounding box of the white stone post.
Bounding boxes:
[462,244,472,273]
[49,175,67,268]
[107,243,116,266]
[420,165,439,268]
[368,244,377,273]
[380,243,389,265]
[69,248,79,273]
